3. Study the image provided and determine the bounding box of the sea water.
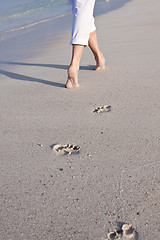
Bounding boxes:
[0,0,109,33]
[0,0,72,33]
[0,0,133,34]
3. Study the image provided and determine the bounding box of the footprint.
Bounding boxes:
[106,224,137,240]
[122,224,136,240]
[93,105,111,113]
[107,231,119,239]
[107,229,123,240]
[53,144,80,155]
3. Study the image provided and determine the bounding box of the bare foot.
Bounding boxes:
[66,67,79,89]
[94,52,106,71]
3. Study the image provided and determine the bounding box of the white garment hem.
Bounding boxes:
[70,38,88,46]
[70,27,96,46]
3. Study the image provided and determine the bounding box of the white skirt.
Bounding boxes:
[69,0,96,45]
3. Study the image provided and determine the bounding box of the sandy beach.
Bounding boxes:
[0,0,160,239]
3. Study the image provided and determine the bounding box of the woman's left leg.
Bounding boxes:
[66,44,85,89]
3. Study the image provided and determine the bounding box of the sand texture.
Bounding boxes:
[0,0,160,239]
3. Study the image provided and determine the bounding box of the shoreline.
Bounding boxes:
[0,12,72,35]
[0,0,131,35]
[0,0,132,65]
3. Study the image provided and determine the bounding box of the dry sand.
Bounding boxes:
[0,0,160,239]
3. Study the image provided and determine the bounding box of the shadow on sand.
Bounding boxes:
[0,61,95,71]
[0,62,95,88]
[0,69,65,88]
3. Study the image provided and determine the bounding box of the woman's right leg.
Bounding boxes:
[89,30,105,70]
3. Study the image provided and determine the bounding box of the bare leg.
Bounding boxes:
[89,30,105,70]
[66,44,85,89]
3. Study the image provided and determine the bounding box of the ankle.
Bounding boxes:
[96,51,104,60]
[69,61,80,71]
